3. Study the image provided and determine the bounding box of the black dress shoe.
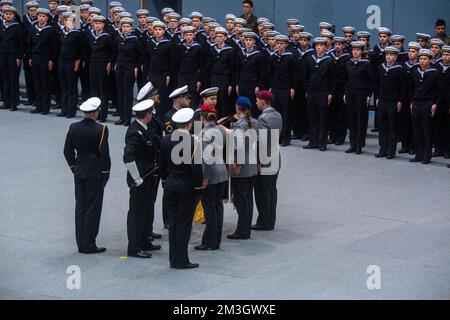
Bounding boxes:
[432,151,443,157]
[194,245,217,251]
[142,243,161,251]
[335,140,345,146]
[227,233,250,240]
[300,134,309,141]
[66,114,75,118]
[371,128,379,133]
[174,263,199,269]
[386,155,395,159]
[355,148,362,154]
[375,153,387,158]
[409,158,422,163]
[319,146,327,152]
[30,109,41,114]
[422,160,431,164]
[149,232,162,239]
[251,224,271,231]
[345,147,356,153]
[303,144,317,149]
[56,112,67,117]
[292,134,302,140]
[114,119,124,125]
[10,106,17,111]
[41,110,49,115]
[280,141,290,147]
[79,247,107,254]
[408,150,415,155]
[128,251,152,258]
[123,120,130,126]
[398,147,408,154]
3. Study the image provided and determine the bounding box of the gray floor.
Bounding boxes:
[1,105,449,300]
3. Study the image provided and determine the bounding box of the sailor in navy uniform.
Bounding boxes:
[263,30,280,58]
[225,14,236,37]
[430,38,444,67]
[439,46,450,166]
[410,49,443,164]
[163,85,191,134]
[22,1,39,106]
[28,8,58,115]
[48,0,60,25]
[133,9,149,90]
[328,37,351,145]
[79,4,93,101]
[160,7,175,26]
[391,35,408,64]
[123,99,162,259]
[190,11,207,46]
[356,31,372,59]
[0,5,24,111]
[416,33,430,49]
[88,15,113,122]
[159,108,204,269]
[342,26,356,53]
[166,12,181,39]
[399,41,422,155]
[63,97,111,254]
[374,46,407,159]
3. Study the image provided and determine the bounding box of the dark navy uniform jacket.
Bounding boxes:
[344,58,375,97]
[411,67,443,104]
[235,47,265,88]
[87,29,114,64]
[375,62,408,102]
[303,53,337,94]
[0,21,25,59]
[27,23,58,62]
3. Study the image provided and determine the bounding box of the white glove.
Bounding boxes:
[125,161,143,187]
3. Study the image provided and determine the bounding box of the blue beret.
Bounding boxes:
[236,96,252,109]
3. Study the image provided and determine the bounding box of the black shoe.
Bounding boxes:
[303,144,317,149]
[409,158,422,163]
[227,233,250,240]
[142,243,161,251]
[194,245,218,251]
[408,150,415,155]
[292,134,302,140]
[123,120,130,126]
[280,141,290,147]
[149,232,162,239]
[114,119,124,125]
[345,147,356,153]
[251,224,271,231]
[128,250,152,258]
[300,134,309,141]
[386,155,395,159]
[432,150,443,157]
[335,140,345,146]
[319,146,327,152]
[371,128,379,133]
[398,147,408,154]
[30,109,41,114]
[56,112,67,117]
[443,153,450,159]
[355,148,362,154]
[41,110,49,115]
[66,114,75,118]
[375,152,387,158]
[112,111,120,117]
[174,263,199,269]
[10,106,17,111]
[79,247,106,254]
[422,160,431,164]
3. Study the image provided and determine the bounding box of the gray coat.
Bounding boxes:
[231,116,260,178]
[201,123,229,185]
[258,107,282,175]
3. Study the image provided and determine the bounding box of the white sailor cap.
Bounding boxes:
[390,34,406,43]
[119,12,132,19]
[169,85,189,99]
[189,11,203,19]
[226,14,237,21]
[167,12,181,21]
[265,30,280,38]
[91,15,106,23]
[2,5,16,13]
[56,5,69,13]
[321,30,335,39]
[200,87,219,97]
[79,4,91,11]
[430,38,445,47]
[384,46,400,55]
[286,18,300,25]
[418,48,434,59]
[416,33,430,40]
[81,0,93,5]
[313,37,328,44]
[79,97,101,112]
[351,41,366,49]
[237,28,252,34]
[137,82,159,101]
[442,45,450,53]
[161,7,174,16]
[135,9,149,17]
[172,108,194,124]
[108,1,122,8]
[181,26,196,34]
[234,17,247,26]
[152,20,165,29]
[342,26,356,33]
[378,27,392,35]
[298,32,313,39]
[146,16,158,24]
[179,17,192,25]
[408,41,422,51]
[62,12,76,19]
[208,22,220,30]
[203,17,216,24]
[88,7,102,15]
[0,0,13,6]
[132,99,155,112]
[257,17,269,25]
[214,27,228,36]
[111,6,124,14]
[262,22,275,30]
[319,21,333,29]
[243,31,258,39]
[119,17,133,26]
[333,36,346,44]
[275,34,290,43]
[36,8,51,16]
[356,31,371,39]
[290,25,304,32]
[25,1,39,8]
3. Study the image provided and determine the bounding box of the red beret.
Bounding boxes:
[200,104,217,113]
[257,90,273,102]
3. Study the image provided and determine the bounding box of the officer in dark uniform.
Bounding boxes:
[159,108,204,269]
[267,34,298,146]
[374,46,407,159]
[23,1,39,106]
[123,99,162,258]
[0,6,24,111]
[57,12,86,118]
[88,15,113,123]
[303,37,337,151]
[253,91,282,231]
[63,97,111,254]
[399,41,421,155]
[145,20,175,120]
[410,49,442,164]
[28,8,58,115]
